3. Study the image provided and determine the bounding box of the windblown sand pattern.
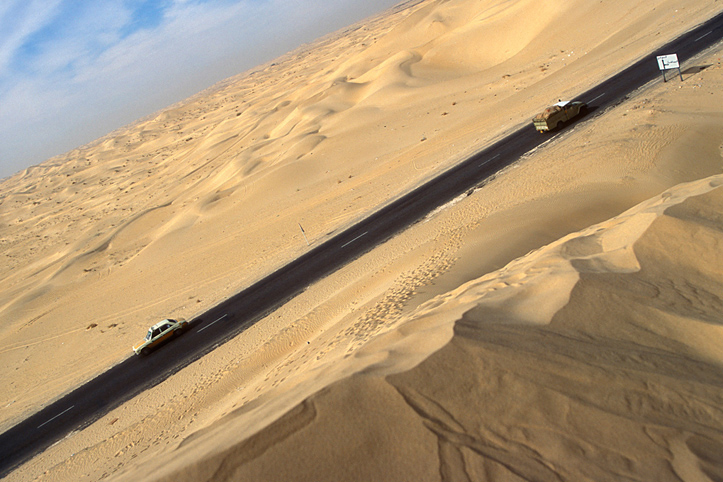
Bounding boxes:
[2,0,723,480]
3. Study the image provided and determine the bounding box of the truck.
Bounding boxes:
[532,101,587,132]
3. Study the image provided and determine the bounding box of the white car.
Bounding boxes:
[133,319,188,355]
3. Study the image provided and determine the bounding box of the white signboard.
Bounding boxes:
[657,54,679,70]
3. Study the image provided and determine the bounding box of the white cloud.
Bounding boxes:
[0,0,401,178]
[0,0,63,75]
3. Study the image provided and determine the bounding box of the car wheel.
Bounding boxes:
[141,347,150,356]
[556,121,563,130]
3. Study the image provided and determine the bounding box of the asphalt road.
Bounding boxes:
[2,11,722,477]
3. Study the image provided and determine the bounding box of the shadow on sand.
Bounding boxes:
[681,64,712,80]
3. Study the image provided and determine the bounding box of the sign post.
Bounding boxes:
[298,222,309,246]
[656,54,682,82]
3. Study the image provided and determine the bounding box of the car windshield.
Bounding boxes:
[145,329,153,341]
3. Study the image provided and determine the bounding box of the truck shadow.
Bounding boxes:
[578,104,599,119]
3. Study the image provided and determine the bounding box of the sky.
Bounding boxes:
[0,0,401,179]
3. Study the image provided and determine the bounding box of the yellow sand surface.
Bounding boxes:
[1,0,723,480]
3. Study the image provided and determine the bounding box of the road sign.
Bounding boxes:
[657,54,679,70]
[656,53,682,81]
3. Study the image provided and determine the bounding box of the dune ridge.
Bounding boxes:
[139,175,723,482]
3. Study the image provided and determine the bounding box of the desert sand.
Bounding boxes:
[2,0,723,480]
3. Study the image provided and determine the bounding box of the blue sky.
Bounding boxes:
[0,0,401,178]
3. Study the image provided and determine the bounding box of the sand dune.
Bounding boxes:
[2,0,723,480]
[117,176,723,482]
